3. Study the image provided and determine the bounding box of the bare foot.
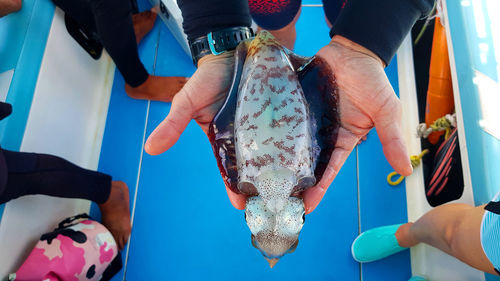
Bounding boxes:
[125,75,188,102]
[133,9,157,44]
[99,181,131,250]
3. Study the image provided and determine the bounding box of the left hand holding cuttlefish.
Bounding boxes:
[303,35,413,213]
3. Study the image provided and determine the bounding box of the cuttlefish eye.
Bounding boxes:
[302,212,306,223]
[244,212,247,221]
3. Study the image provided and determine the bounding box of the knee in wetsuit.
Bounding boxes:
[322,0,348,27]
[248,0,302,30]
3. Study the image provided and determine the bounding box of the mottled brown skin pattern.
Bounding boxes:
[235,32,316,209]
[208,34,340,197]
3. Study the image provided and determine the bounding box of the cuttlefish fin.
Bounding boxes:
[208,39,253,193]
[297,56,340,184]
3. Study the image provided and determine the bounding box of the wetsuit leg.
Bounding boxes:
[52,0,97,32]
[52,0,149,87]
[0,149,111,205]
[248,0,302,30]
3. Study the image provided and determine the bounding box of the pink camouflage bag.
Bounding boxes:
[8,214,122,281]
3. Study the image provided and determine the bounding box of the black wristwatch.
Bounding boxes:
[188,26,254,65]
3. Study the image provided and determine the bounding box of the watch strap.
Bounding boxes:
[189,26,254,65]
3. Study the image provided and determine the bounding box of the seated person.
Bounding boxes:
[0,102,131,250]
[351,191,500,278]
[0,0,187,102]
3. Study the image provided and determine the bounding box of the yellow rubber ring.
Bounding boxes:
[387,171,405,186]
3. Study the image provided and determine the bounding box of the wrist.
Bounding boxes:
[330,35,385,67]
[189,26,254,66]
[197,50,235,67]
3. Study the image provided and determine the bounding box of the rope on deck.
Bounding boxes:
[416,113,456,139]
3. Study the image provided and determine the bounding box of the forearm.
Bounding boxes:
[177,0,251,41]
[0,0,22,17]
[330,0,434,65]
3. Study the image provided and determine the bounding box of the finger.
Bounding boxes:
[373,100,412,176]
[303,128,358,214]
[225,185,246,210]
[145,92,194,155]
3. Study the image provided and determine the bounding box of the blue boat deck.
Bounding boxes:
[93,1,411,280]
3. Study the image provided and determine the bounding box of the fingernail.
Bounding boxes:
[144,139,153,153]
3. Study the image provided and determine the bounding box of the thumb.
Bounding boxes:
[145,90,194,155]
[373,98,412,176]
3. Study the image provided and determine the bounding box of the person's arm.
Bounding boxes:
[177,0,251,42]
[0,0,22,17]
[331,0,434,65]
[303,0,435,213]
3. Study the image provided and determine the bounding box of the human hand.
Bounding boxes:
[302,35,412,214]
[144,51,247,209]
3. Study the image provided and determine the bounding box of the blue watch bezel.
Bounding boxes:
[207,32,224,55]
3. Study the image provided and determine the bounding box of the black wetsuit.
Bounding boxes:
[179,0,435,65]
[0,102,111,205]
[52,0,149,87]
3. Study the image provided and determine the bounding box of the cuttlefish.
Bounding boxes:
[208,31,339,267]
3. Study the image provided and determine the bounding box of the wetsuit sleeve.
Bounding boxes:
[330,0,435,65]
[177,0,252,41]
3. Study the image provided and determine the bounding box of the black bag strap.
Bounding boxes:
[64,14,103,60]
[101,254,123,281]
[56,213,91,230]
